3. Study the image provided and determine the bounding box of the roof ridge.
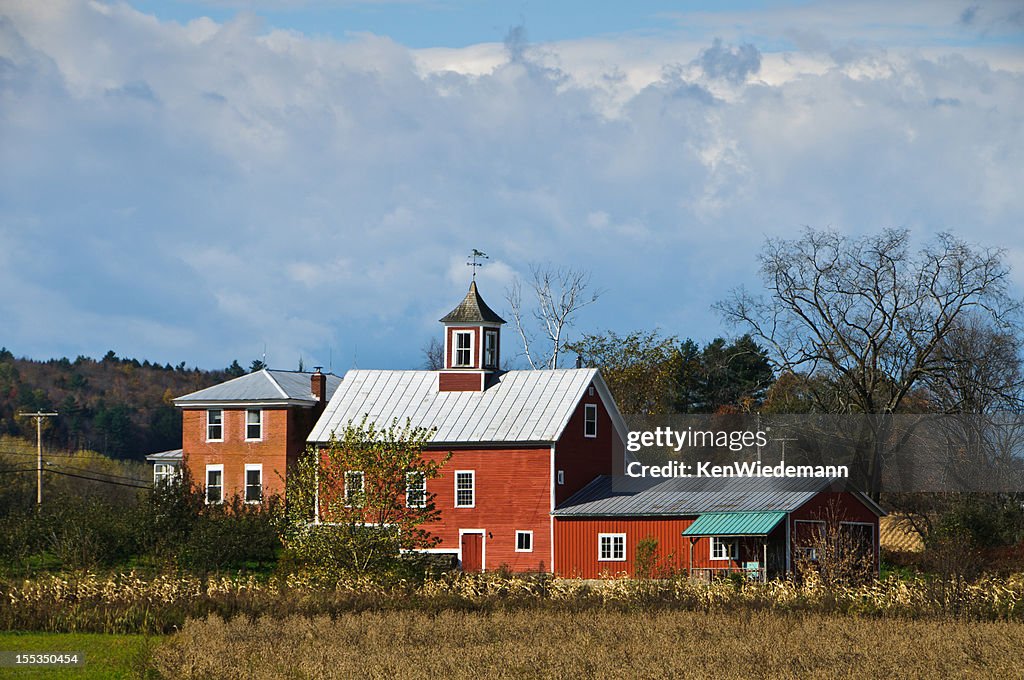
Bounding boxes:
[262,369,290,399]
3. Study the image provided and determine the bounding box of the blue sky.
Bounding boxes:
[1,0,1022,372]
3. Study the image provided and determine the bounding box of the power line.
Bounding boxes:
[45,462,150,483]
[0,467,152,489]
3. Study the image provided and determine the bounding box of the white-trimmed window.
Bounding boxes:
[406,471,426,508]
[557,470,565,485]
[584,404,598,438]
[206,409,223,441]
[710,537,738,561]
[205,464,223,504]
[244,463,263,503]
[516,530,533,552]
[455,470,475,508]
[598,533,626,561]
[454,331,473,367]
[483,330,498,369]
[245,409,262,441]
[153,463,176,485]
[344,471,365,507]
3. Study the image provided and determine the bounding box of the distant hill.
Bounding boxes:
[0,348,250,460]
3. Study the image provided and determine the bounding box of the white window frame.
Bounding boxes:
[515,530,533,553]
[405,471,426,508]
[245,409,262,441]
[710,536,738,561]
[244,463,263,503]
[205,463,224,505]
[455,470,475,508]
[584,404,598,438]
[598,533,626,561]
[206,409,223,442]
[557,470,565,485]
[153,463,176,485]
[483,329,498,369]
[344,471,365,507]
[453,330,473,368]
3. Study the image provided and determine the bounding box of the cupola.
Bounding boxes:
[438,281,505,391]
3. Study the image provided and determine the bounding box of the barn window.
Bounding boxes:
[483,330,498,369]
[406,471,426,508]
[245,409,263,441]
[244,464,263,503]
[205,464,223,504]
[584,404,597,438]
[206,409,223,441]
[598,533,626,561]
[516,531,533,552]
[710,537,738,560]
[455,471,475,507]
[153,463,176,485]
[557,470,565,485]
[454,331,473,367]
[344,471,365,507]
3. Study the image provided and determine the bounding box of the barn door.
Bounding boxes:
[461,532,483,572]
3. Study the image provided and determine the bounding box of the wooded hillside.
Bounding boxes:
[0,349,246,460]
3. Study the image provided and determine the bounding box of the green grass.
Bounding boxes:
[0,632,159,679]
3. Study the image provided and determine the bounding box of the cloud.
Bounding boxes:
[0,0,1022,370]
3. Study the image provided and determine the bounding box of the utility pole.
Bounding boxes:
[16,411,58,507]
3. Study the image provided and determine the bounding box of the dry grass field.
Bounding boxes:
[153,609,1024,679]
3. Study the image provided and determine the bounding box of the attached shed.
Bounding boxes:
[552,475,885,579]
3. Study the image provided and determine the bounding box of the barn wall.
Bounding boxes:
[554,383,618,506]
[789,491,881,570]
[422,446,553,572]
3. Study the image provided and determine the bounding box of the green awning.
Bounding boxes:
[682,511,786,537]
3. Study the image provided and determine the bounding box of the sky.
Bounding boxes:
[1,0,1023,372]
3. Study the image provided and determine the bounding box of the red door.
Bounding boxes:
[461,532,483,572]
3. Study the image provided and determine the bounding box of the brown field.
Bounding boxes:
[154,609,1024,679]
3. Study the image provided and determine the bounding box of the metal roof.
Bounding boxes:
[145,449,183,462]
[174,369,342,406]
[553,475,885,517]
[682,511,787,536]
[308,368,622,444]
[439,281,506,324]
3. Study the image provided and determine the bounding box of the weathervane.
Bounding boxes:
[467,249,488,280]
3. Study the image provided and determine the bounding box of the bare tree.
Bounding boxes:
[716,228,1020,495]
[506,264,602,369]
[421,338,444,371]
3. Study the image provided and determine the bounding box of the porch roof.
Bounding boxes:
[682,511,786,537]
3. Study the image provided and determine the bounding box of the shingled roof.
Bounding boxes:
[439,281,506,324]
[174,369,342,407]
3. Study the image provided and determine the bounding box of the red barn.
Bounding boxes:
[307,281,628,572]
[553,475,885,578]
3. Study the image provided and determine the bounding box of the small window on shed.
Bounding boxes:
[584,404,597,438]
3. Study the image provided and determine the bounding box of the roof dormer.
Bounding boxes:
[438,281,505,391]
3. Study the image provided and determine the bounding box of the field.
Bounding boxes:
[149,609,1024,679]
[0,632,155,679]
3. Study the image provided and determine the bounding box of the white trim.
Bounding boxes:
[515,530,533,553]
[453,330,474,368]
[557,470,565,485]
[244,463,263,503]
[177,399,316,408]
[344,470,365,507]
[458,528,486,571]
[550,445,556,575]
[245,409,263,442]
[483,329,498,369]
[405,471,426,508]
[454,469,475,508]
[710,536,738,561]
[584,403,598,438]
[206,409,223,442]
[204,463,224,504]
[598,533,626,561]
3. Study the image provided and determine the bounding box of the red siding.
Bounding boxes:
[554,383,619,506]
[439,373,483,392]
[423,446,552,572]
[789,491,880,571]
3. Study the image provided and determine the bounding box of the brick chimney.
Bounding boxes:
[311,366,327,403]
